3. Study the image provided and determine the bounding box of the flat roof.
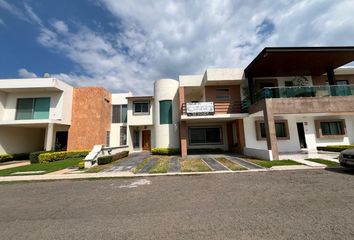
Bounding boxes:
[126,96,153,100]
[245,47,354,77]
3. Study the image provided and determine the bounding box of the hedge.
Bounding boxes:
[0,153,30,163]
[317,145,354,152]
[151,148,180,155]
[30,151,52,164]
[38,150,90,163]
[97,151,129,165]
[97,155,113,165]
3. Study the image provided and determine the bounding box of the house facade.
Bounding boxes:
[1,47,354,160]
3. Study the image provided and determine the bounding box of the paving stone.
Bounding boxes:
[202,155,229,171]
[168,157,180,172]
[104,152,151,172]
[139,158,158,173]
[225,156,264,169]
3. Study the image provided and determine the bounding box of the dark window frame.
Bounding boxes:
[188,126,223,145]
[255,120,290,141]
[133,101,150,115]
[15,97,51,120]
[120,126,127,146]
[112,104,128,123]
[315,119,346,139]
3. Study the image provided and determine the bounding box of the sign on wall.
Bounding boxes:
[186,102,214,116]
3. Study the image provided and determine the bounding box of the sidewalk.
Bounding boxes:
[0,165,326,183]
[0,161,30,170]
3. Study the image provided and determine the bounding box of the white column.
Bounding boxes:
[45,123,54,151]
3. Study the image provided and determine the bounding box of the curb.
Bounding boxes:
[0,166,328,183]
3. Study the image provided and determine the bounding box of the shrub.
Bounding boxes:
[78,161,85,169]
[112,151,129,160]
[151,148,180,155]
[12,153,30,160]
[187,148,223,154]
[97,151,129,165]
[30,151,52,164]
[97,155,113,165]
[0,154,13,163]
[317,145,354,152]
[38,150,90,163]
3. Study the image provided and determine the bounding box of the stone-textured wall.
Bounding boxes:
[67,87,111,151]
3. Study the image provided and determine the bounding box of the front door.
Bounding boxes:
[142,130,151,151]
[296,122,307,149]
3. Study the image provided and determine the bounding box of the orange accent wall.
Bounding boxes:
[67,87,112,151]
[204,85,241,114]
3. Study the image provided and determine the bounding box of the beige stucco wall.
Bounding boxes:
[127,99,153,126]
[0,126,45,154]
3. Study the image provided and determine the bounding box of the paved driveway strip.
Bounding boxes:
[104,152,150,172]
[224,155,264,170]
[202,155,229,171]
[168,156,180,172]
[139,158,158,173]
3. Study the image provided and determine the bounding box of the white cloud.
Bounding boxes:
[0,18,5,26]
[24,3,42,26]
[4,0,354,94]
[18,68,38,78]
[52,20,68,33]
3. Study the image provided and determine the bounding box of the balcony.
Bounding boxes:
[181,101,247,116]
[254,84,354,102]
[248,84,354,115]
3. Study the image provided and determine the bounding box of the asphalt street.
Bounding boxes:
[0,169,354,240]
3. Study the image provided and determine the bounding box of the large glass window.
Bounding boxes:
[320,121,344,135]
[16,98,50,120]
[112,104,127,123]
[133,102,149,114]
[159,100,172,124]
[258,121,289,140]
[189,127,222,145]
[120,126,127,146]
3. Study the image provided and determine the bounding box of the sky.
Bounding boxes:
[1,0,354,95]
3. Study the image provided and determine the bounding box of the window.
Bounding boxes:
[133,102,149,114]
[15,97,50,120]
[320,121,345,136]
[160,100,172,124]
[133,130,140,148]
[112,104,127,123]
[256,120,289,140]
[120,126,127,146]
[106,131,110,147]
[189,127,222,145]
[215,88,230,100]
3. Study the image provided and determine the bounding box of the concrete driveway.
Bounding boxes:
[0,169,354,239]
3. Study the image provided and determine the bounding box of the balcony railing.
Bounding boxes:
[181,101,247,116]
[254,84,354,102]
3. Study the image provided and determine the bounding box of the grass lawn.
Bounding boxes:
[305,158,341,167]
[0,158,82,176]
[149,156,170,174]
[216,157,246,171]
[244,158,301,168]
[180,158,211,172]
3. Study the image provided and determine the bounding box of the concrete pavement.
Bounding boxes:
[0,169,353,239]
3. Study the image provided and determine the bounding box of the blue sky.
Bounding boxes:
[1,0,354,94]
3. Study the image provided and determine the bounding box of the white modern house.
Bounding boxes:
[1,47,354,161]
[0,78,73,154]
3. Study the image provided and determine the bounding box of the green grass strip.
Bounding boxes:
[245,159,301,168]
[180,159,211,172]
[0,158,83,176]
[216,157,246,171]
[305,158,340,167]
